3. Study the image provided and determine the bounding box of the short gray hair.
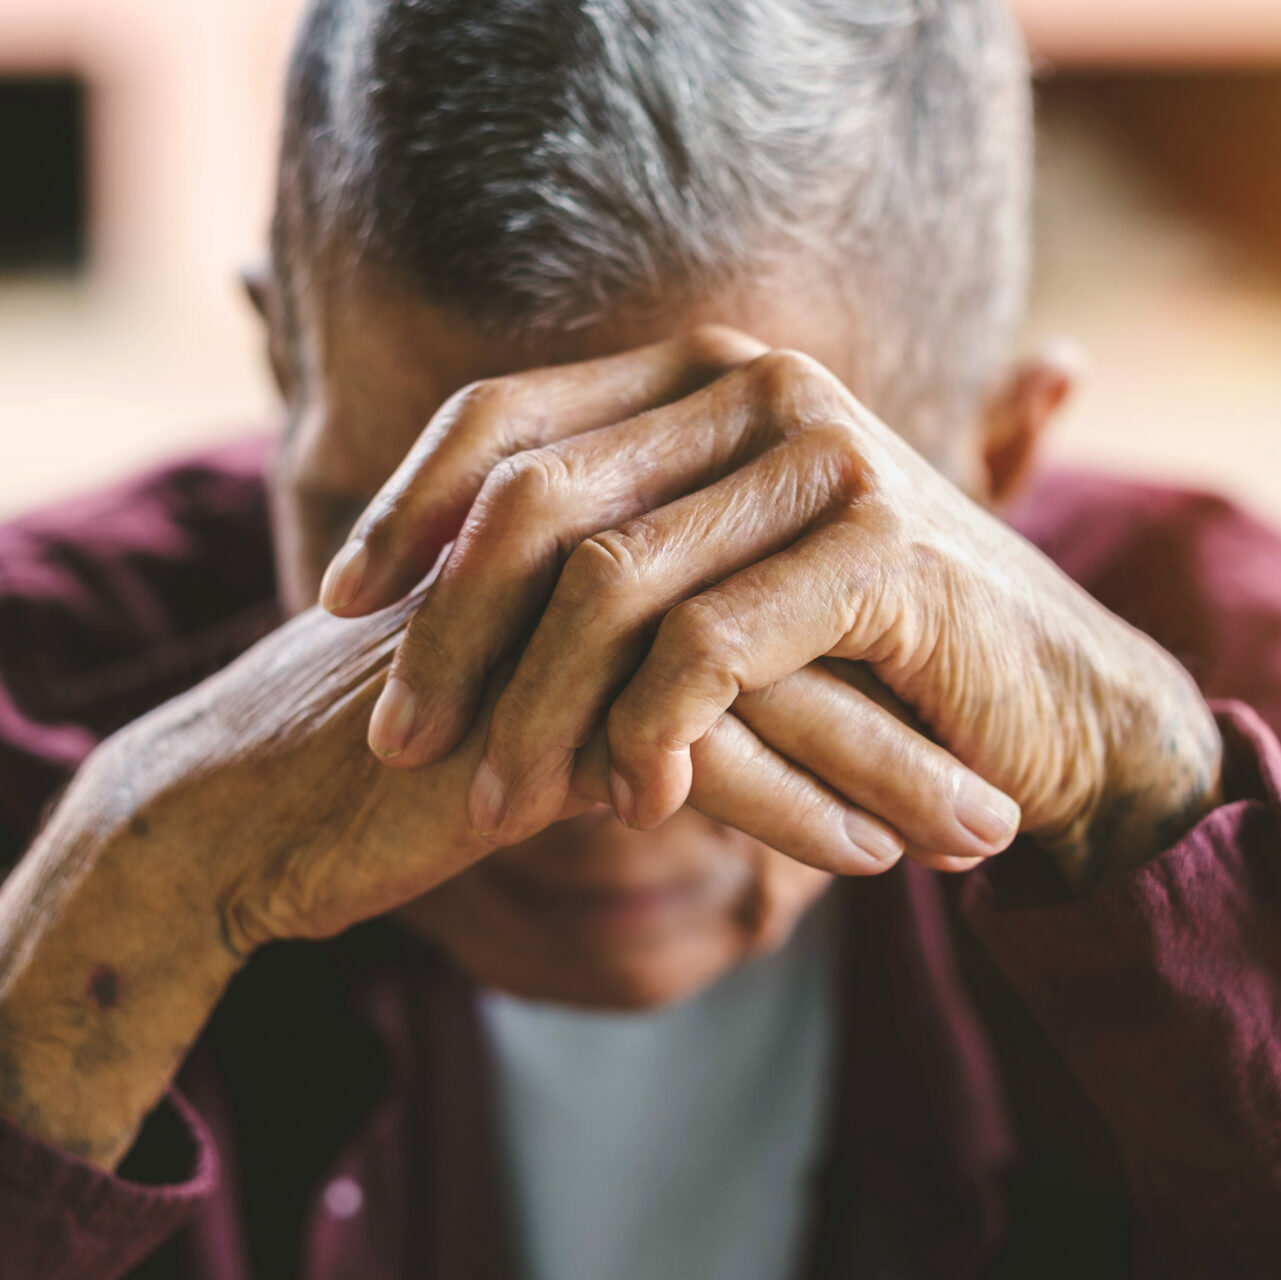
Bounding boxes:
[277,0,1031,449]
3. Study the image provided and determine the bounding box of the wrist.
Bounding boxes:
[1049,639,1223,892]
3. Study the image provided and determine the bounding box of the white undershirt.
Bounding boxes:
[478,891,838,1280]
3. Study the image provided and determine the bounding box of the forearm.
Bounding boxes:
[0,736,242,1170]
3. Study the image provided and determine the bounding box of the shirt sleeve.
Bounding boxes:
[961,699,1281,1279]
[0,436,278,873]
[0,1088,218,1280]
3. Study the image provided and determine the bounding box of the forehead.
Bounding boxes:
[287,251,865,490]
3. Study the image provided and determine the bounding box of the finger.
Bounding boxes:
[566,710,906,873]
[320,326,766,615]
[569,700,982,875]
[606,516,880,828]
[469,430,855,843]
[368,356,782,768]
[680,711,905,875]
[733,663,1021,860]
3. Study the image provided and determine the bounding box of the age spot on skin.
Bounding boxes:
[130,815,150,837]
[86,965,120,1010]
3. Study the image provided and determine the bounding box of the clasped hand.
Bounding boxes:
[320,326,1219,887]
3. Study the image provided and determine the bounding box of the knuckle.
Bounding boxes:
[747,348,850,428]
[560,528,647,605]
[446,376,517,429]
[660,595,746,673]
[796,421,868,497]
[681,324,764,374]
[480,447,573,517]
[747,348,823,409]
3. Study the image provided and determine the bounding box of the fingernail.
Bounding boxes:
[610,769,636,826]
[843,811,903,866]
[468,760,508,835]
[369,676,418,758]
[956,775,1021,847]
[320,540,368,612]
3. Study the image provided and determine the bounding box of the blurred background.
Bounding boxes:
[0,0,1277,518]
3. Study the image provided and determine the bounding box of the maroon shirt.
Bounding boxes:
[1,438,1280,1279]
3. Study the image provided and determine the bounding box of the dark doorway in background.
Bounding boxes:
[0,75,88,272]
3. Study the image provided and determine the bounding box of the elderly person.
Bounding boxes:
[2,1,1279,1277]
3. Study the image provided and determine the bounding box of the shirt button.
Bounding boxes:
[323,1176,365,1219]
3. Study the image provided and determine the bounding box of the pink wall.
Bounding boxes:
[0,1,1277,519]
[0,0,303,300]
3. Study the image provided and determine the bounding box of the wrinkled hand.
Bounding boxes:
[167,580,952,953]
[322,327,1221,888]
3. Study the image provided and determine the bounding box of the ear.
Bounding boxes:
[240,258,273,321]
[977,342,1085,506]
[238,258,295,402]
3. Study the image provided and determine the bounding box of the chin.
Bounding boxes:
[488,937,751,1013]
[401,871,831,1015]
[423,896,757,1011]
[394,804,835,1010]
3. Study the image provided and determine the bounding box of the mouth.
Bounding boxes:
[481,861,710,937]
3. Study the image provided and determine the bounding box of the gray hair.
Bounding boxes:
[277,0,1031,450]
